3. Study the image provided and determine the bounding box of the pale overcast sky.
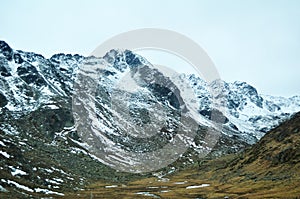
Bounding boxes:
[1,0,299,97]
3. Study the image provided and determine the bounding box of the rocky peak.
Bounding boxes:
[0,40,13,61]
[103,49,144,72]
[50,53,83,63]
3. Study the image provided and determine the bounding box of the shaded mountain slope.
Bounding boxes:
[189,111,300,198]
[221,111,300,182]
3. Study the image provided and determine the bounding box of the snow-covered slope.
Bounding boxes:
[1,39,300,145]
[188,74,300,141]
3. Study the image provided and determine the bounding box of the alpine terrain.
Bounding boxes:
[0,40,299,198]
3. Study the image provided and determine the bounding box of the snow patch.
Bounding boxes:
[135,192,160,198]
[0,124,19,135]
[0,185,8,192]
[45,179,61,185]
[0,140,6,147]
[34,188,64,196]
[0,150,10,158]
[105,185,118,188]
[1,179,33,192]
[186,184,210,189]
[46,104,59,109]
[174,181,187,185]
[9,166,28,176]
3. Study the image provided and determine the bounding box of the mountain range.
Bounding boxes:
[0,40,299,198]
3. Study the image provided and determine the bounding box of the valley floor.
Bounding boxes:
[64,155,300,199]
[63,170,300,199]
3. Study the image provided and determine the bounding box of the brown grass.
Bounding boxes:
[63,165,300,199]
